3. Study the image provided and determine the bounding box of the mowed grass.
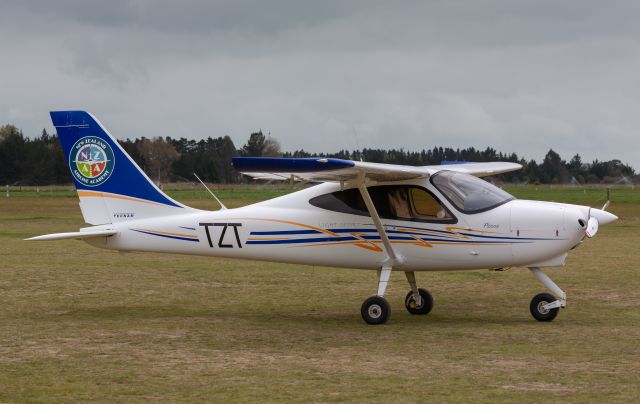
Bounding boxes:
[0,185,639,402]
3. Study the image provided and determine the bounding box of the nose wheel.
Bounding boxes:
[528,267,566,322]
[530,292,559,321]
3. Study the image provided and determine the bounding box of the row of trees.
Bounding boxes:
[0,124,636,186]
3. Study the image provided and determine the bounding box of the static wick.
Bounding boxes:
[193,173,227,210]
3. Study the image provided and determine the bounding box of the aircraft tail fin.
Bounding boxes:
[51,111,194,225]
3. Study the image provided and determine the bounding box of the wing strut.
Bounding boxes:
[355,172,404,297]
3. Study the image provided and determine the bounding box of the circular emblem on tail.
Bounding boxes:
[69,136,115,186]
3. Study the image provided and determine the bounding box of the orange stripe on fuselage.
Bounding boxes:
[396,227,468,239]
[77,190,166,206]
[444,226,500,235]
[290,240,383,251]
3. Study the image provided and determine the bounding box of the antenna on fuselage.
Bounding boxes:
[193,173,227,210]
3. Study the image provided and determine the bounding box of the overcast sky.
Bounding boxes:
[1,0,639,169]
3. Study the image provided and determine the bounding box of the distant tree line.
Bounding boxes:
[0,123,636,186]
[284,147,637,185]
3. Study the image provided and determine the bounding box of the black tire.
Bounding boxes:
[530,292,559,322]
[404,288,434,315]
[361,296,390,325]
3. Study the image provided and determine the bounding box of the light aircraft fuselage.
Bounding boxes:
[80,181,611,272]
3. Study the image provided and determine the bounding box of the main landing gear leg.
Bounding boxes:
[404,271,434,315]
[361,266,392,325]
[528,267,566,322]
[356,172,404,325]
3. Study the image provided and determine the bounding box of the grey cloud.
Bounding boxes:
[1,0,638,169]
[6,0,361,35]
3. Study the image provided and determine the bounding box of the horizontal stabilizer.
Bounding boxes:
[25,228,117,241]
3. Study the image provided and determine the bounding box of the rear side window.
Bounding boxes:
[309,185,456,223]
[309,188,367,217]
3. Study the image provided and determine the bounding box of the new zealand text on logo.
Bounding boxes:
[69,136,115,186]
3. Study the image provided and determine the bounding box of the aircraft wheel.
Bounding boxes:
[361,296,390,325]
[530,293,559,322]
[404,288,433,315]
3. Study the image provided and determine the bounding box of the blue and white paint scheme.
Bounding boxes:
[28,111,618,325]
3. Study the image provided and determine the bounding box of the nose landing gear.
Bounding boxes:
[530,292,559,321]
[529,267,566,322]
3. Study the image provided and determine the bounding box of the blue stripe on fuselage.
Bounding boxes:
[131,229,199,242]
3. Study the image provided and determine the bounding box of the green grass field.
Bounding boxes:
[1,185,639,402]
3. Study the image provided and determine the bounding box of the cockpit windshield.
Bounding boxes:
[430,170,514,214]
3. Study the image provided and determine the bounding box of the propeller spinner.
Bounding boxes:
[585,208,618,238]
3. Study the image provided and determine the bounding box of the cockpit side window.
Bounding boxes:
[309,185,457,224]
[411,187,451,220]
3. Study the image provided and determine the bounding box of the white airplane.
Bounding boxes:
[28,111,618,325]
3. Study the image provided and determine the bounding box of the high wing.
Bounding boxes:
[232,157,521,183]
[232,157,429,182]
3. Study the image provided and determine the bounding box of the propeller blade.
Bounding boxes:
[586,217,599,238]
